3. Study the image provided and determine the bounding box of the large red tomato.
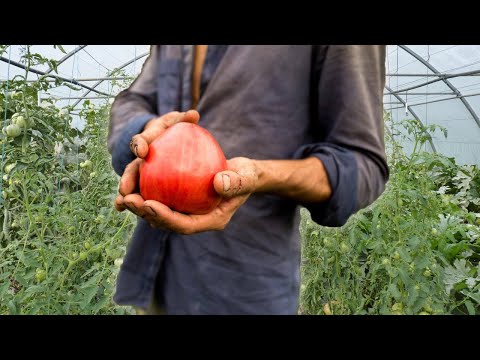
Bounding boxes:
[139,122,228,215]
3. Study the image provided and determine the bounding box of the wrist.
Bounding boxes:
[252,159,270,193]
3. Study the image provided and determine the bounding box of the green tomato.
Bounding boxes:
[89,172,97,178]
[35,269,46,282]
[391,310,403,315]
[340,242,349,253]
[423,304,433,313]
[61,177,70,185]
[83,160,92,168]
[11,220,19,229]
[414,284,421,291]
[2,190,7,199]
[114,258,123,267]
[392,303,403,312]
[68,226,75,233]
[4,163,16,174]
[59,109,69,118]
[84,241,91,250]
[79,252,88,261]
[12,91,23,99]
[323,238,332,248]
[397,198,403,207]
[95,214,105,224]
[393,251,400,260]
[34,215,43,223]
[418,312,430,315]
[431,228,438,235]
[423,269,432,277]
[382,258,390,266]
[72,252,78,260]
[13,115,27,128]
[27,117,35,128]
[5,124,21,138]
[20,217,28,228]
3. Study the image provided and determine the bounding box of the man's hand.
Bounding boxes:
[118,157,260,234]
[114,110,200,212]
[129,110,200,159]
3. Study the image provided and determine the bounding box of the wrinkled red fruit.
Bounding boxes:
[139,122,227,215]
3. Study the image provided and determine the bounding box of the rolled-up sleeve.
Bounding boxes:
[294,45,389,227]
[108,45,160,176]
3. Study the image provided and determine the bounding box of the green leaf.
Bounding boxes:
[397,248,412,262]
[408,236,420,249]
[80,285,98,310]
[91,295,110,313]
[464,300,476,315]
[388,283,401,299]
[465,290,480,305]
[7,300,16,315]
[0,281,10,297]
[55,45,67,54]
[415,255,430,270]
[24,285,45,295]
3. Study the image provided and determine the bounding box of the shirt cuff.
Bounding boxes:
[293,143,358,227]
[111,113,157,176]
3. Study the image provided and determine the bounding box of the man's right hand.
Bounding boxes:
[114,110,200,212]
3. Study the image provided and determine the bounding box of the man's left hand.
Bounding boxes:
[117,157,259,234]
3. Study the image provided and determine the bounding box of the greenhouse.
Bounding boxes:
[0,45,479,315]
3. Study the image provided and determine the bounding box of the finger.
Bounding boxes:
[159,109,200,129]
[130,134,149,159]
[130,110,200,158]
[119,158,142,196]
[141,200,222,234]
[114,195,127,212]
[213,170,256,198]
[123,193,148,217]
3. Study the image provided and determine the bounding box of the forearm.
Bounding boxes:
[254,157,332,203]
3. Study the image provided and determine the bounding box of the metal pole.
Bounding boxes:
[1,76,135,83]
[0,56,111,97]
[398,45,480,128]
[41,96,114,100]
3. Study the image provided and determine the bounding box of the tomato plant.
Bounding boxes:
[300,113,480,315]
[0,46,136,315]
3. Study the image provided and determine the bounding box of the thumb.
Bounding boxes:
[213,170,256,198]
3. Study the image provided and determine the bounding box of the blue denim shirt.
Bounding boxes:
[108,45,388,314]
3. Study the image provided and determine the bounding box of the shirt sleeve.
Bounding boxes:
[108,45,160,176]
[294,45,389,227]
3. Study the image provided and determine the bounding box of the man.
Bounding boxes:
[108,45,388,315]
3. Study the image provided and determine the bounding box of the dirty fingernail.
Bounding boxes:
[222,174,231,192]
[144,206,156,216]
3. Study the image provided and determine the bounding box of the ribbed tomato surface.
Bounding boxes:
[139,122,227,214]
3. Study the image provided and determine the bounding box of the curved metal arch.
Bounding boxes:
[44,45,88,74]
[384,85,437,152]
[398,45,480,129]
[72,51,149,108]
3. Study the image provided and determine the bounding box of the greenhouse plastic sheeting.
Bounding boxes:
[2,45,480,165]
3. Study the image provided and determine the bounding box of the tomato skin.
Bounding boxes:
[35,269,46,282]
[6,124,21,138]
[139,123,227,215]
